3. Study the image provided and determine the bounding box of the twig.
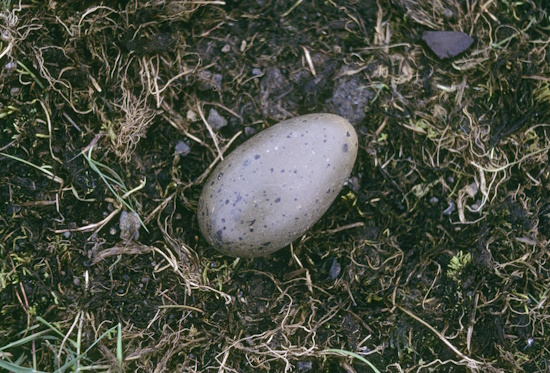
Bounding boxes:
[197,103,224,161]
[396,305,484,367]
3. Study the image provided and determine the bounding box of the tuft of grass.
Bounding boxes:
[0,313,121,373]
[82,145,148,232]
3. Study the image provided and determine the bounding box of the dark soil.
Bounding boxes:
[1,1,550,372]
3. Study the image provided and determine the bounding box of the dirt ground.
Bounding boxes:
[1,0,550,372]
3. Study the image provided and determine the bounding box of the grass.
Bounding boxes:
[1,0,550,371]
[82,145,148,232]
[0,152,64,185]
[323,349,381,373]
[0,313,122,372]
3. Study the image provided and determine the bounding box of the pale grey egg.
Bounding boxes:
[197,113,358,258]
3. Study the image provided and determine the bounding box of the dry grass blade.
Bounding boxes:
[2,0,550,371]
[396,305,484,368]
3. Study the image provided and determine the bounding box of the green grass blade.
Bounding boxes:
[0,152,63,184]
[324,349,381,373]
[0,359,47,373]
[0,331,52,352]
[35,317,77,349]
[83,147,148,232]
[53,324,119,373]
[116,323,122,366]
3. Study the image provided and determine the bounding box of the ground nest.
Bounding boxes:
[1,0,550,372]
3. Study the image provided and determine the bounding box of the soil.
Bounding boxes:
[1,1,550,372]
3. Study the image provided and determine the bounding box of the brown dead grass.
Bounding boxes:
[1,0,550,372]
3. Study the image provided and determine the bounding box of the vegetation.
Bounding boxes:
[1,0,549,371]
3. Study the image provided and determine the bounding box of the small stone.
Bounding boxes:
[297,361,313,372]
[329,258,341,279]
[207,108,228,131]
[4,60,16,71]
[422,31,474,59]
[348,176,360,193]
[119,210,141,241]
[443,200,456,215]
[212,74,223,89]
[175,141,191,156]
[260,67,287,96]
[244,126,256,137]
[196,71,222,91]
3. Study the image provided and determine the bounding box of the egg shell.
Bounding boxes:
[197,113,358,258]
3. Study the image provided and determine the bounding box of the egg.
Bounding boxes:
[197,113,358,258]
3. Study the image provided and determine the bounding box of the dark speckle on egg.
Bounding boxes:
[197,113,358,258]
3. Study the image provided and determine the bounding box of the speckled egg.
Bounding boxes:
[197,113,358,258]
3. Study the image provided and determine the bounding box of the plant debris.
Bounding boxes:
[1,0,550,372]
